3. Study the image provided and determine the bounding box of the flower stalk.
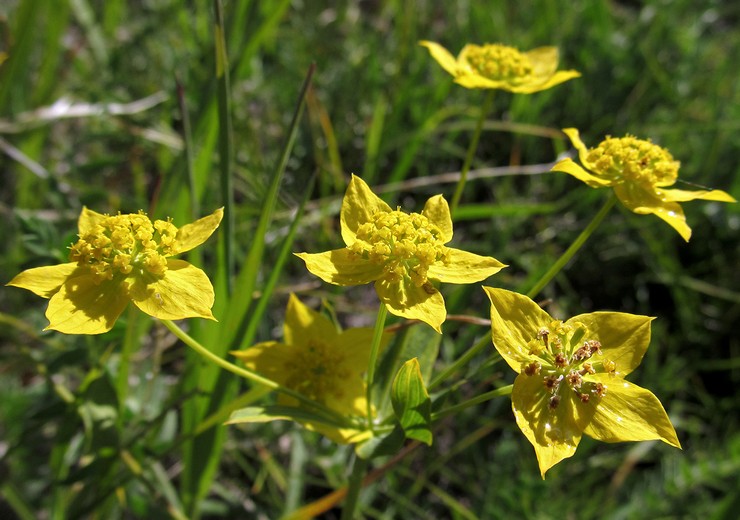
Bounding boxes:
[526,193,616,299]
[365,302,388,431]
[450,90,495,215]
[160,319,348,425]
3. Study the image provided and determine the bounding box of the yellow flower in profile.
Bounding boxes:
[231,293,391,443]
[7,207,223,334]
[295,175,506,333]
[484,287,681,478]
[552,128,736,241]
[419,40,580,93]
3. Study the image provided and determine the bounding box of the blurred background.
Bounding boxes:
[1,0,738,518]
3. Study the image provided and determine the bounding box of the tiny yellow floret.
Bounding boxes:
[7,207,224,334]
[484,286,681,478]
[552,128,736,241]
[420,40,580,93]
[295,175,506,333]
[232,294,392,443]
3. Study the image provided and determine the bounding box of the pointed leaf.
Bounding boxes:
[391,358,432,445]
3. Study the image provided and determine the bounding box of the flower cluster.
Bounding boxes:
[296,174,506,332]
[485,287,681,476]
[7,207,223,334]
[232,294,391,443]
[420,40,580,93]
[553,128,736,241]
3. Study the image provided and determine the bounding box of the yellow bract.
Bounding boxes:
[552,128,736,241]
[484,286,681,478]
[7,207,223,334]
[231,294,391,443]
[420,40,580,93]
[295,175,506,332]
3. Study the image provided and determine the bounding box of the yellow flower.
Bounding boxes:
[231,293,390,443]
[552,128,736,241]
[483,286,681,478]
[419,40,580,93]
[7,207,223,334]
[295,175,506,333]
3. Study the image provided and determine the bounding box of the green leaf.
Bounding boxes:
[226,405,348,429]
[391,358,432,446]
[374,323,441,419]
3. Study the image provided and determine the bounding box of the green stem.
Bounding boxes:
[116,306,138,414]
[431,384,513,422]
[450,91,495,215]
[526,194,616,299]
[160,319,347,425]
[341,456,369,520]
[365,302,388,431]
[428,331,493,391]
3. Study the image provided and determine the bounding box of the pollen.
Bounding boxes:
[462,44,533,83]
[586,135,679,186]
[350,210,449,286]
[69,212,178,283]
[284,340,351,405]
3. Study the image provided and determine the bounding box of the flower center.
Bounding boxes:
[349,210,449,287]
[69,212,178,283]
[523,321,615,409]
[284,340,351,406]
[463,44,533,83]
[586,136,679,187]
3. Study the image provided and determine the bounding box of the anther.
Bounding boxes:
[566,370,583,389]
[524,361,542,376]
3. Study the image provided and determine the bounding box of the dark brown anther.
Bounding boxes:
[544,375,560,391]
[524,361,542,376]
[566,370,583,389]
[549,395,561,409]
[554,353,568,367]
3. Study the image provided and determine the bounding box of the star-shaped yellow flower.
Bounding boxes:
[7,207,223,334]
[420,40,580,93]
[231,293,391,443]
[552,128,736,241]
[483,286,681,478]
[295,175,506,333]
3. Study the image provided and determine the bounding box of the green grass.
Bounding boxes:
[1,0,739,518]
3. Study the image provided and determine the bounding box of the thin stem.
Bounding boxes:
[160,319,348,425]
[526,194,616,300]
[450,90,495,215]
[340,456,369,520]
[116,306,139,415]
[365,302,388,431]
[428,331,493,391]
[431,384,513,422]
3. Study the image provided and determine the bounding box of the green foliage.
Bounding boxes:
[1,0,738,518]
[391,358,432,446]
